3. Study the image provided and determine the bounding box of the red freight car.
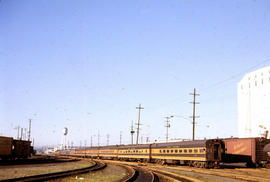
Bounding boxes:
[0,136,13,160]
[222,137,270,167]
[0,136,32,160]
[12,139,31,159]
[263,143,270,168]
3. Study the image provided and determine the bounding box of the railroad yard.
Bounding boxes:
[1,156,270,182]
[2,1,270,182]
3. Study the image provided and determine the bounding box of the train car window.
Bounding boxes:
[167,150,169,153]
[189,149,192,153]
[194,149,198,153]
[171,150,173,153]
[145,150,147,152]
[163,150,165,153]
[175,149,178,153]
[160,150,162,153]
[136,150,138,153]
[184,149,187,153]
[200,149,204,153]
[179,149,182,153]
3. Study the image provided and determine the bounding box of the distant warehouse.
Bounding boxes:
[238,66,270,138]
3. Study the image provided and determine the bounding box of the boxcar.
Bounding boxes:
[12,140,31,159]
[263,143,270,168]
[222,137,270,167]
[0,136,13,160]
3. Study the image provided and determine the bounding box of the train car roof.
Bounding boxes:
[151,140,207,148]
[77,139,214,150]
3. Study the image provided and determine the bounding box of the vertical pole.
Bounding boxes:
[192,88,196,141]
[98,130,100,147]
[17,126,20,140]
[165,117,171,143]
[107,134,109,146]
[91,136,93,147]
[190,88,199,141]
[130,121,134,145]
[28,119,31,141]
[136,104,144,144]
[120,131,122,145]
[24,128,27,140]
[84,140,86,157]
[21,128,23,140]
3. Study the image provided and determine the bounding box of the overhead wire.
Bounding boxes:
[199,57,270,92]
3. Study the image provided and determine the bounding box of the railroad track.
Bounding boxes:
[147,164,270,182]
[125,165,157,182]
[0,158,78,166]
[0,160,106,182]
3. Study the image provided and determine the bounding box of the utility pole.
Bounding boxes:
[24,128,27,140]
[98,130,100,147]
[14,126,20,139]
[28,119,32,141]
[120,131,122,145]
[106,134,110,146]
[164,116,172,142]
[189,88,200,141]
[91,136,93,147]
[130,121,135,145]
[136,104,144,144]
[20,128,23,140]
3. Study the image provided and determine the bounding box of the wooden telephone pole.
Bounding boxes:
[190,88,200,141]
[136,104,144,144]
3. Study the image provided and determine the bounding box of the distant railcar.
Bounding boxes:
[263,143,270,168]
[12,139,32,159]
[222,137,270,167]
[0,136,13,160]
[0,136,32,160]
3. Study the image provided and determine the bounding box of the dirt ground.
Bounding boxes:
[0,160,94,180]
[55,163,129,182]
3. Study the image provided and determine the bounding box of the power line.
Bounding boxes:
[200,58,270,91]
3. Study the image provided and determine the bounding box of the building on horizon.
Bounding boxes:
[238,66,270,138]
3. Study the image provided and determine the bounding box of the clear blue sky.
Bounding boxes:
[1,0,270,147]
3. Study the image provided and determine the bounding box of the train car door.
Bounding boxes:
[206,139,224,162]
[149,144,152,162]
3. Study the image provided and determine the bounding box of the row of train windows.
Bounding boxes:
[159,149,204,154]
[120,150,147,153]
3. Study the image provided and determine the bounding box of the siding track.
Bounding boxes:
[0,160,106,182]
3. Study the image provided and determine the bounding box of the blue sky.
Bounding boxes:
[1,0,270,147]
